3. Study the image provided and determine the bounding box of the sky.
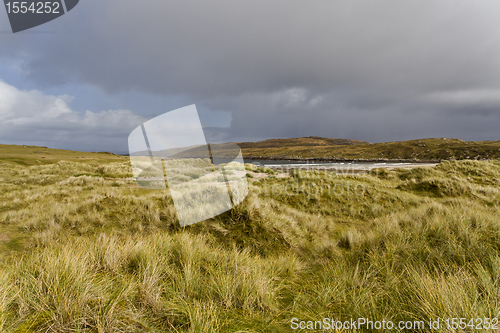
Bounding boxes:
[0,0,499,153]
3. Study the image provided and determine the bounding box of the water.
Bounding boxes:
[244,159,419,170]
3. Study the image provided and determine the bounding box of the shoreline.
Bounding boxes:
[261,163,440,172]
[244,157,443,163]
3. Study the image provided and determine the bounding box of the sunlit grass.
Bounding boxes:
[1,153,500,331]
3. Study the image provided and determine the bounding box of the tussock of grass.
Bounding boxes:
[1,233,299,332]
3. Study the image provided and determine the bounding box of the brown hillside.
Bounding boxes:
[237,136,369,149]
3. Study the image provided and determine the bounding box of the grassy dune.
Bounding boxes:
[0,144,127,166]
[1,145,500,331]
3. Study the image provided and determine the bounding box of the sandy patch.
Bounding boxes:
[382,163,439,170]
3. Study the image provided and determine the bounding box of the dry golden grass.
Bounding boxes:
[0,152,500,332]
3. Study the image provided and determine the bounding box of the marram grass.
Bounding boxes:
[0,158,500,331]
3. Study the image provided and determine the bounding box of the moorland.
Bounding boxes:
[238,136,500,161]
[0,142,500,332]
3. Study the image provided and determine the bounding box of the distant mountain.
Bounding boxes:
[237,136,369,149]
[130,144,205,158]
[3,136,499,165]
[131,137,500,161]
[168,136,500,162]
[237,137,500,161]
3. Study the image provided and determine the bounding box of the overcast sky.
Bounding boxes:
[0,0,499,153]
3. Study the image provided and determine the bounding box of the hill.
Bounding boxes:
[3,136,500,165]
[237,136,368,149]
[238,137,500,161]
[0,144,128,166]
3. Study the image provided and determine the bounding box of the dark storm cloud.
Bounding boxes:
[1,0,500,147]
